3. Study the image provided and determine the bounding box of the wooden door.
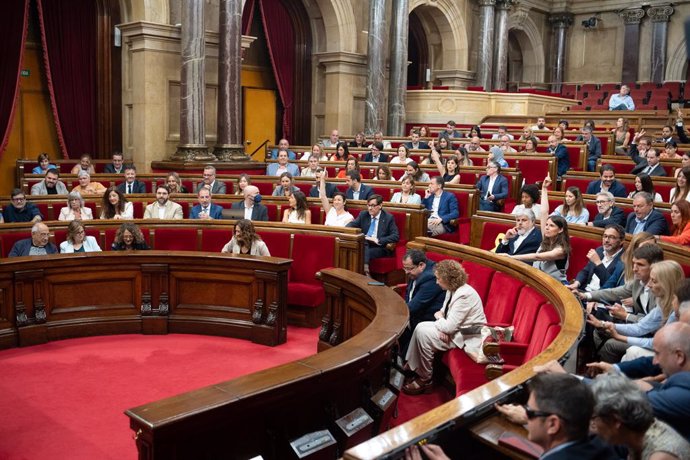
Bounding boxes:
[242,88,277,160]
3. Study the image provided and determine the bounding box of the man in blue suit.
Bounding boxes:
[548,135,570,178]
[625,192,669,236]
[190,187,224,220]
[421,176,459,236]
[566,224,625,293]
[495,209,543,258]
[582,126,602,172]
[345,171,373,201]
[476,161,509,212]
[404,130,430,150]
[397,249,445,356]
[269,138,296,160]
[346,194,399,276]
[117,165,147,194]
[585,165,628,198]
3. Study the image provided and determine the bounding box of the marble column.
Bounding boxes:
[619,8,645,84]
[548,13,573,94]
[648,5,674,84]
[476,0,496,91]
[173,0,213,161]
[387,0,409,137]
[365,0,388,135]
[492,0,512,91]
[214,0,247,161]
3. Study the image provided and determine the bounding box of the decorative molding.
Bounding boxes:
[510,5,530,25]
[265,301,278,327]
[252,299,264,324]
[548,12,573,28]
[647,5,674,22]
[478,0,497,7]
[619,8,645,25]
[329,321,341,346]
[319,315,331,341]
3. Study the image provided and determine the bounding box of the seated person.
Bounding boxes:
[72,171,107,196]
[467,136,486,153]
[60,220,102,253]
[30,168,68,195]
[336,157,360,179]
[400,161,430,183]
[221,219,270,256]
[9,222,57,257]
[490,126,514,140]
[319,172,353,227]
[496,135,517,154]
[389,145,413,165]
[582,127,602,172]
[330,141,350,162]
[300,156,320,178]
[196,165,227,194]
[443,120,462,138]
[628,174,663,203]
[308,168,338,198]
[266,150,300,177]
[100,187,133,219]
[103,151,125,174]
[371,131,391,149]
[282,191,311,224]
[363,141,388,163]
[143,185,183,219]
[116,164,146,194]
[476,160,508,212]
[496,208,543,258]
[345,170,373,201]
[190,187,223,220]
[591,192,627,228]
[547,134,570,178]
[3,189,43,223]
[530,116,547,131]
[58,191,94,221]
[421,176,459,236]
[269,138,296,160]
[111,223,149,250]
[609,84,635,111]
[319,129,339,148]
[166,172,188,194]
[488,146,509,168]
[272,172,301,197]
[374,165,392,181]
[566,224,625,294]
[551,186,589,225]
[231,185,268,221]
[346,194,399,276]
[660,201,690,246]
[586,165,628,198]
[301,144,329,162]
[404,130,429,150]
[403,259,486,395]
[32,152,57,175]
[631,147,666,177]
[511,184,542,217]
[349,132,368,148]
[70,154,96,175]
[625,192,669,235]
[390,177,421,205]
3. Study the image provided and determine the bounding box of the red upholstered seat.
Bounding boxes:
[497,289,545,366]
[483,272,524,327]
[441,348,489,396]
[35,203,50,221]
[200,228,230,252]
[257,231,290,258]
[153,228,197,251]
[263,204,279,222]
[132,202,145,219]
[255,182,274,196]
[1,232,32,257]
[462,261,495,304]
[567,236,601,281]
[370,210,408,277]
[371,187,392,201]
[501,303,561,374]
[477,221,511,251]
[515,158,552,186]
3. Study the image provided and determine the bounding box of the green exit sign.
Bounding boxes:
[20,69,30,77]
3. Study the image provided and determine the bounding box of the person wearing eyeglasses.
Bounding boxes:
[3,189,43,223]
[495,373,619,460]
[8,222,58,257]
[590,192,627,228]
[476,161,509,212]
[566,224,625,296]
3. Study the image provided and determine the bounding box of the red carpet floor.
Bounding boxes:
[0,328,319,460]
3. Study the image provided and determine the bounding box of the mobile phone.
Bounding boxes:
[368,281,385,286]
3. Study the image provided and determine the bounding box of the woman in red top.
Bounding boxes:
[660,200,690,246]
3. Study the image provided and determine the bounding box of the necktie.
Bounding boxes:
[127,184,132,194]
[366,217,377,237]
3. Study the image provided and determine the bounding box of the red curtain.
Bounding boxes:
[258,0,295,140]
[241,0,256,35]
[37,0,97,158]
[0,0,30,158]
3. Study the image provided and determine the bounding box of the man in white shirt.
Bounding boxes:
[495,209,543,257]
[609,84,635,111]
[143,185,183,219]
[320,129,340,148]
[498,135,517,153]
[531,117,548,131]
[467,136,486,153]
[567,224,625,294]
[491,126,515,140]
[231,185,268,221]
[371,131,391,150]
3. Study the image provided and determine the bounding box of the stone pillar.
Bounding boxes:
[364,0,388,135]
[476,0,496,91]
[386,0,409,137]
[492,0,512,91]
[648,5,674,84]
[214,0,247,161]
[548,13,573,94]
[619,8,645,84]
[173,0,213,161]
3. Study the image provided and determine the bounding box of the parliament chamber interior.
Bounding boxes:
[1,0,690,459]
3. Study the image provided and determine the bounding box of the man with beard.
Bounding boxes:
[495,209,543,258]
[143,185,183,219]
[567,224,625,295]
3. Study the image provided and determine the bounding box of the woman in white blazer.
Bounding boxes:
[60,220,102,253]
[403,259,486,395]
[58,191,93,221]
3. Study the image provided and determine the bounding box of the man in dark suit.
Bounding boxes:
[346,194,399,275]
[496,374,619,460]
[404,130,429,150]
[625,192,669,235]
[566,224,624,294]
[103,152,124,174]
[585,165,628,198]
[582,127,602,172]
[189,187,224,219]
[495,209,543,258]
[117,164,147,194]
[362,142,388,163]
[476,161,509,211]
[231,185,268,221]
[630,147,666,176]
[421,176,459,236]
[345,171,373,201]
[591,192,627,228]
[308,168,338,198]
[196,165,227,194]
[397,249,445,356]
[8,222,58,257]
